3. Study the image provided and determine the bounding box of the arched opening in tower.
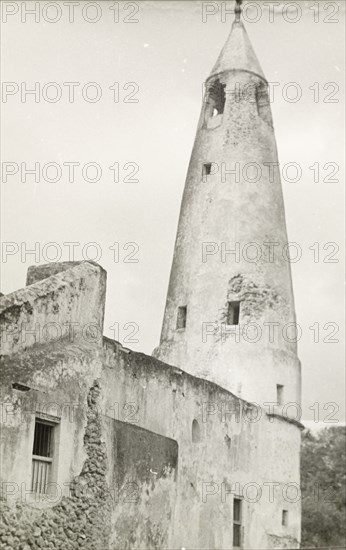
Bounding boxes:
[205,79,226,119]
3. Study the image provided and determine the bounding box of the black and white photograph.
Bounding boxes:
[0,0,345,548]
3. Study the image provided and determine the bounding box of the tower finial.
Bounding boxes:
[235,0,243,22]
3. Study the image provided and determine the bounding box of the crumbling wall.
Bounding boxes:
[0,262,106,356]
[0,381,112,550]
[26,262,87,286]
[0,264,300,549]
[0,377,179,550]
[226,274,287,323]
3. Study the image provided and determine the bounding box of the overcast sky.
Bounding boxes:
[1,0,345,423]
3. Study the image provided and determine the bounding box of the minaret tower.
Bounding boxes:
[155,0,301,412]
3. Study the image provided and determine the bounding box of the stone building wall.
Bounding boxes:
[0,373,178,550]
[102,338,301,549]
[0,261,106,357]
[0,262,301,549]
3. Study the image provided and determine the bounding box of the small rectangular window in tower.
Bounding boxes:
[202,163,212,177]
[176,306,187,330]
[227,301,240,325]
[282,510,288,527]
[277,384,284,406]
[31,419,56,495]
[233,497,242,547]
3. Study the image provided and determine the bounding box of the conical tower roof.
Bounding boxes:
[209,19,266,81]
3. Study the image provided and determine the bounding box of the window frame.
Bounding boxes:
[31,416,60,496]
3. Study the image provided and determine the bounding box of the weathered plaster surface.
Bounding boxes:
[0,261,106,356]
[1,381,112,550]
[156,26,301,413]
[0,255,301,550]
[106,419,178,549]
[103,338,301,549]
[0,340,178,550]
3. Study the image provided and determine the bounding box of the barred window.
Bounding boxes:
[31,420,56,495]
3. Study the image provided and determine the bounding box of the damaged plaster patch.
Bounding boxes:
[221,274,287,323]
